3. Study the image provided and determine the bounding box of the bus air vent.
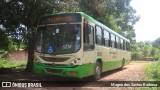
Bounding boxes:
[40,56,70,62]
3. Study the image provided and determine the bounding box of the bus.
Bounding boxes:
[34,12,131,80]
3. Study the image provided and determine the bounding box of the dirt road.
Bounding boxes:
[0,61,153,90]
[100,61,150,81]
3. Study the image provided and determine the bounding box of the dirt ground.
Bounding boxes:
[0,61,154,90]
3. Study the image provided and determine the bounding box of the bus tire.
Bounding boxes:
[121,59,125,69]
[94,61,102,80]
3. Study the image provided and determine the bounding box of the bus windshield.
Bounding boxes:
[36,24,81,54]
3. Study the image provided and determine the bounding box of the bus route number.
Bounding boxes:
[62,44,72,49]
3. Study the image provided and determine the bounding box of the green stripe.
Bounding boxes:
[102,60,131,72]
[102,61,122,72]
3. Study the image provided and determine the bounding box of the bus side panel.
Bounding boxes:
[109,48,122,69]
[117,49,124,67]
[125,51,131,65]
[102,46,110,72]
[102,47,123,72]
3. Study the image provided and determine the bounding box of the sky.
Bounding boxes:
[130,0,160,42]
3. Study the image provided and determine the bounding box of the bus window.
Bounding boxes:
[126,42,130,51]
[123,40,126,50]
[116,36,119,49]
[104,30,109,47]
[129,43,131,51]
[111,34,116,48]
[96,26,103,45]
[120,39,123,49]
[84,24,94,50]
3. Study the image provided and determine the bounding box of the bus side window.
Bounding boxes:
[123,40,126,50]
[128,43,131,51]
[129,43,131,51]
[84,23,94,50]
[116,36,119,49]
[120,39,123,49]
[126,42,128,51]
[111,34,116,48]
[95,26,103,45]
[126,42,130,51]
[103,30,109,47]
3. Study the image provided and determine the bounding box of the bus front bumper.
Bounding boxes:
[33,63,94,78]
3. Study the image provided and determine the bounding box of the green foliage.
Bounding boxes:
[154,54,160,60]
[0,0,57,51]
[131,40,160,60]
[0,36,26,52]
[0,0,140,71]
[57,0,80,12]
[0,0,139,48]
[7,36,24,51]
[131,42,142,60]
[0,51,8,58]
[108,15,121,33]
[152,37,160,49]
[131,51,142,60]
[145,62,160,81]
[138,87,160,90]
[0,59,27,68]
[0,29,7,49]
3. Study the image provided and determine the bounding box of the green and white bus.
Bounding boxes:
[34,12,131,80]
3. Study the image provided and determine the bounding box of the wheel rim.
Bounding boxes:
[95,62,101,80]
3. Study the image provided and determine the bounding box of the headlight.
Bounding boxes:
[70,60,78,67]
[70,63,75,67]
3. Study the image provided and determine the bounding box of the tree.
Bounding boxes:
[115,6,140,42]
[80,0,140,42]
[131,43,142,60]
[154,53,160,60]
[152,37,160,49]
[0,0,140,71]
[56,0,80,12]
[0,0,59,72]
[151,47,159,57]
[23,0,59,72]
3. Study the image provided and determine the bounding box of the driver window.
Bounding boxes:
[84,23,94,50]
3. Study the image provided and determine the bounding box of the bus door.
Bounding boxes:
[83,22,95,65]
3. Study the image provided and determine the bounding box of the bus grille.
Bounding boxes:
[40,56,70,62]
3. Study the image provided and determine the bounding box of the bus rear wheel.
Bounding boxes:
[121,59,125,69]
[94,61,102,80]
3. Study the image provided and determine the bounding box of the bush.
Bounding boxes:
[145,61,160,81]
[0,58,27,68]
[154,53,160,60]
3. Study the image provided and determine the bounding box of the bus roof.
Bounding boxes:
[41,12,130,42]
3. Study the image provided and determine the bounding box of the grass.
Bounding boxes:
[0,58,27,68]
[137,61,160,90]
[145,61,160,81]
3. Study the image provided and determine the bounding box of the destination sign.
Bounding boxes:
[39,13,81,25]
